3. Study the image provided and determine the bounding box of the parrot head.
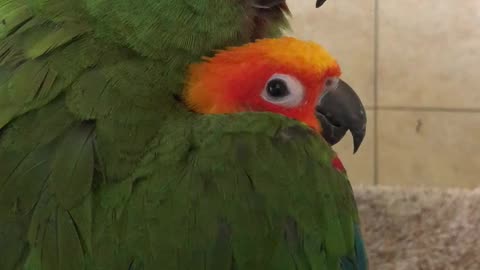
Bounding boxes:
[184,37,366,153]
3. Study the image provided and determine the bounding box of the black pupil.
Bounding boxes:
[267,79,289,98]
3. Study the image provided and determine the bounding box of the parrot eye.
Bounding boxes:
[267,79,289,98]
[261,74,305,108]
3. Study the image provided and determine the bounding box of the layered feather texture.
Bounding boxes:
[0,1,366,269]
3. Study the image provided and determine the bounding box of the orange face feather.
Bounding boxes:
[183,37,341,133]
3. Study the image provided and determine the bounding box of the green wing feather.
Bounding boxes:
[93,112,363,270]
[0,1,365,269]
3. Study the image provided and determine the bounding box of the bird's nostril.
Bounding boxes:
[324,77,339,90]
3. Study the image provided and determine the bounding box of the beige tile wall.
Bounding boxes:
[288,0,480,188]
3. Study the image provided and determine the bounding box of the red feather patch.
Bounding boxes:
[332,155,346,174]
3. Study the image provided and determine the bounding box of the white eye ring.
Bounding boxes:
[260,74,305,108]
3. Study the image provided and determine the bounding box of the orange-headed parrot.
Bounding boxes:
[183,37,368,270]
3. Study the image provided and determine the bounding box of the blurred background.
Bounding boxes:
[288,0,480,189]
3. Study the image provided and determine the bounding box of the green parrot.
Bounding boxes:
[0,0,367,269]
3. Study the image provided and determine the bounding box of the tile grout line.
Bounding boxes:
[373,0,380,186]
[366,106,480,113]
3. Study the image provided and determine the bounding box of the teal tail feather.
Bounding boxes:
[340,225,368,270]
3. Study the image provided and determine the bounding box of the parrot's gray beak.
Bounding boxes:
[315,79,367,154]
[251,0,285,9]
[316,0,327,8]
